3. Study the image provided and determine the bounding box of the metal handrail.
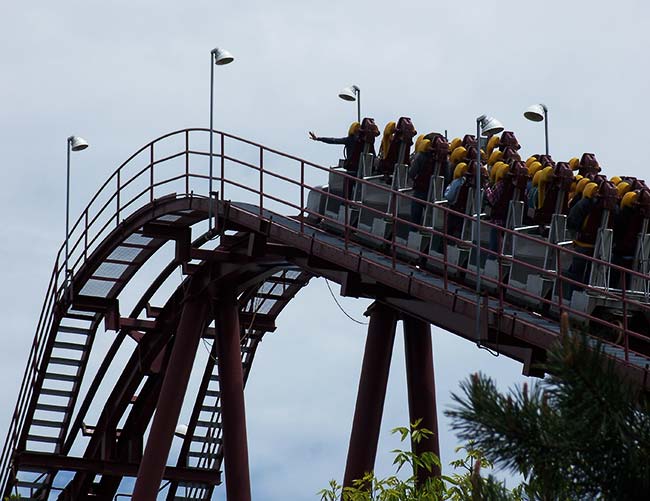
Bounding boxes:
[3,127,650,496]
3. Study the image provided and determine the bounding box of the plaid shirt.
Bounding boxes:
[486,180,507,225]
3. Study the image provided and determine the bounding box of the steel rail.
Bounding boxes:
[4,127,650,498]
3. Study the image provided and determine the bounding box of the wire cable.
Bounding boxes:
[476,340,500,357]
[324,279,368,325]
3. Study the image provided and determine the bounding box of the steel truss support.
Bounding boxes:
[215,292,252,500]
[132,278,211,501]
[343,302,397,488]
[403,315,441,483]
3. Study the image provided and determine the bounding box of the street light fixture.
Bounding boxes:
[474,115,504,342]
[209,47,234,233]
[65,135,89,292]
[338,85,361,123]
[524,103,549,155]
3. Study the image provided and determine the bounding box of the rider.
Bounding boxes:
[408,138,434,224]
[309,122,367,175]
[408,133,449,225]
[612,189,650,287]
[566,181,618,287]
[445,162,469,237]
[612,190,639,285]
[310,120,379,199]
[528,170,542,209]
[566,182,600,286]
[569,177,591,209]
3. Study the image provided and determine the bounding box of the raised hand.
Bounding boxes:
[309,131,318,141]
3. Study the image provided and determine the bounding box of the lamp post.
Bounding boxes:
[209,47,234,232]
[338,85,361,122]
[65,135,89,290]
[474,115,504,341]
[524,103,549,155]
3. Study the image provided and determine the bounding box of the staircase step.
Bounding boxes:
[195,420,218,429]
[16,480,44,489]
[58,325,91,335]
[65,311,96,321]
[187,450,219,460]
[173,494,207,501]
[178,481,210,489]
[53,341,87,352]
[191,436,222,445]
[209,374,220,382]
[32,418,64,429]
[200,405,221,413]
[44,372,78,383]
[35,403,68,413]
[27,433,59,444]
[205,389,221,398]
[40,387,73,398]
[50,357,83,368]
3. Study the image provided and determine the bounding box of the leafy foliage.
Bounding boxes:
[446,326,650,500]
[319,421,521,500]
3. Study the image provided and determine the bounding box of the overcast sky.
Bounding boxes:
[2,1,650,499]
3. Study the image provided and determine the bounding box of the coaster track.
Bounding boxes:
[1,128,648,500]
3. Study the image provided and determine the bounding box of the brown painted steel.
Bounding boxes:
[403,315,441,482]
[343,302,398,488]
[5,121,650,498]
[132,276,211,501]
[15,452,221,485]
[215,293,252,500]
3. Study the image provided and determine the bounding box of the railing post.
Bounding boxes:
[498,227,504,310]
[54,255,59,299]
[84,210,89,261]
[556,245,563,314]
[300,161,305,232]
[259,147,264,216]
[443,210,448,289]
[391,191,397,269]
[116,170,121,227]
[622,270,629,361]
[220,133,225,201]
[344,182,350,251]
[185,130,190,195]
[149,143,154,202]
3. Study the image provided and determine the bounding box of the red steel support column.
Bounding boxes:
[403,315,441,482]
[343,302,397,488]
[214,293,252,500]
[133,282,210,501]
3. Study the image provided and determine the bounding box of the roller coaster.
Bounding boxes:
[1,123,649,500]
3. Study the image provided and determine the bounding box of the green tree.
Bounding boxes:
[319,421,521,500]
[446,318,650,500]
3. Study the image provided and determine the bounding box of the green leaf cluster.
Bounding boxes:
[318,421,521,500]
[446,329,650,500]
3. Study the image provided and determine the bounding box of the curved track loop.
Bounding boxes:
[2,128,650,499]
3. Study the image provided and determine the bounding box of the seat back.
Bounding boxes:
[533,162,573,224]
[346,117,380,174]
[377,117,417,175]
